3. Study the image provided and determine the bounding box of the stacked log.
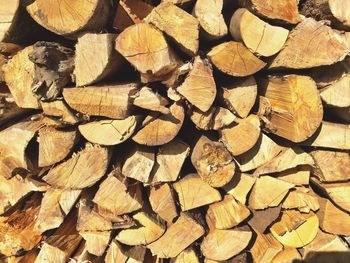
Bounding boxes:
[0,0,350,262]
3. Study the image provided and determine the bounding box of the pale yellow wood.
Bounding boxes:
[250,229,283,263]
[272,247,301,263]
[41,100,78,124]
[133,86,170,114]
[173,248,199,263]
[320,74,350,108]
[282,187,319,213]
[223,173,256,204]
[277,166,311,185]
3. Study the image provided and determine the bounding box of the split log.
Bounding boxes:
[270,210,319,248]
[172,248,199,263]
[250,229,282,263]
[177,56,216,112]
[132,102,185,146]
[80,231,111,257]
[93,171,143,215]
[150,138,190,183]
[63,83,138,119]
[220,115,261,156]
[34,188,81,233]
[248,206,281,233]
[41,100,78,124]
[301,0,350,28]
[113,0,154,32]
[201,227,252,261]
[239,0,300,24]
[249,176,294,210]
[122,145,155,183]
[260,75,323,142]
[282,187,320,213]
[276,166,311,185]
[221,76,257,119]
[235,133,284,172]
[173,174,222,211]
[105,241,147,263]
[2,46,39,109]
[38,127,79,167]
[191,135,236,187]
[206,195,250,229]
[74,33,123,86]
[301,122,350,150]
[319,74,350,108]
[26,0,110,37]
[149,183,178,223]
[317,198,350,236]
[192,0,227,40]
[269,18,349,69]
[190,107,237,131]
[42,143,110,189]
[115,23,179,81]
[147,213,205,258]
[207,41,266,77]
[272,248,301,263]
[223,173,255,204]
[145,2,199,56]
[311,149,350,182]
[230,8,289,57]
[116,212,165,245]
[132,86,170,114]
[79,116,138,146]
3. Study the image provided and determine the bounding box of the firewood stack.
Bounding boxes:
[1,0,350,262]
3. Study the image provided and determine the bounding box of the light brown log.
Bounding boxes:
[122,145,155,183]
[133,86,170,114]
[207,41,266,77]
[41,100,78,124]
[34,188,80,234]
[115,23,179,80]
[192,0,227,40]
[301,0,350,28]
[235,133,284,172]
[38,127,79,167]
[190,107,237,131]
[220,115,261,156]
[221,76,257,119]
[249,176,294,210]
[239,0,300,24]
[270,18,349,69]
[301,122,350,150]
[132,102,185,146]
[201,227,252,261]
[147,213,205,258]
[79,116,138,146]
[277,166,311,185]
[2,46,39,109]
[248,205,281,233]
[0,175,47,215]
[80,231,111,256]
[93,172,143,215]
[270,210,319,248]
[26,0,110,37]
[116,211,165,245]
[145,3,199,56]
[74,33,123,86]
[254,147,315,176]
[223,173,255,204]
[177,56,216,112]
[150,138,190,183]
[191,135,236,187]
[272,248,301,263]
[282,187,320,213]
[319,74,350,108]
[230,8,289,57]
[149,183,178,223]
[250,229,283,263]
[42,143,110,189]
[63,83,137,119]
[260,75,323,142]
[206,195,250,229]
[0,194,41,256]
[173,174,222,211]
[0,43,22,83]
[105,240,128,263]
[311,149,350,182]
[172,248,199,263]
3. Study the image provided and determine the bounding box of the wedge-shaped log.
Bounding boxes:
[27,0,110,37]
[41,100,78,124]
[282,187,319,213]
[190,107,237,131]
[260,75,323,142]
[173,174,222,211]
[270,18,349,69]
[208,41,266,77]
[145,2,199,56]
[173,248,199,263]
[223,173,255,204]
[63,83,137,119]
[250,229,282,263]
[43,144,110,189]
[79,116,138,146]
[191,135,236,187]
[320,74,350,108]
[177,56,216,112]
[133,86,170,114]
[147,213,205,258]
[230,8,289,57]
